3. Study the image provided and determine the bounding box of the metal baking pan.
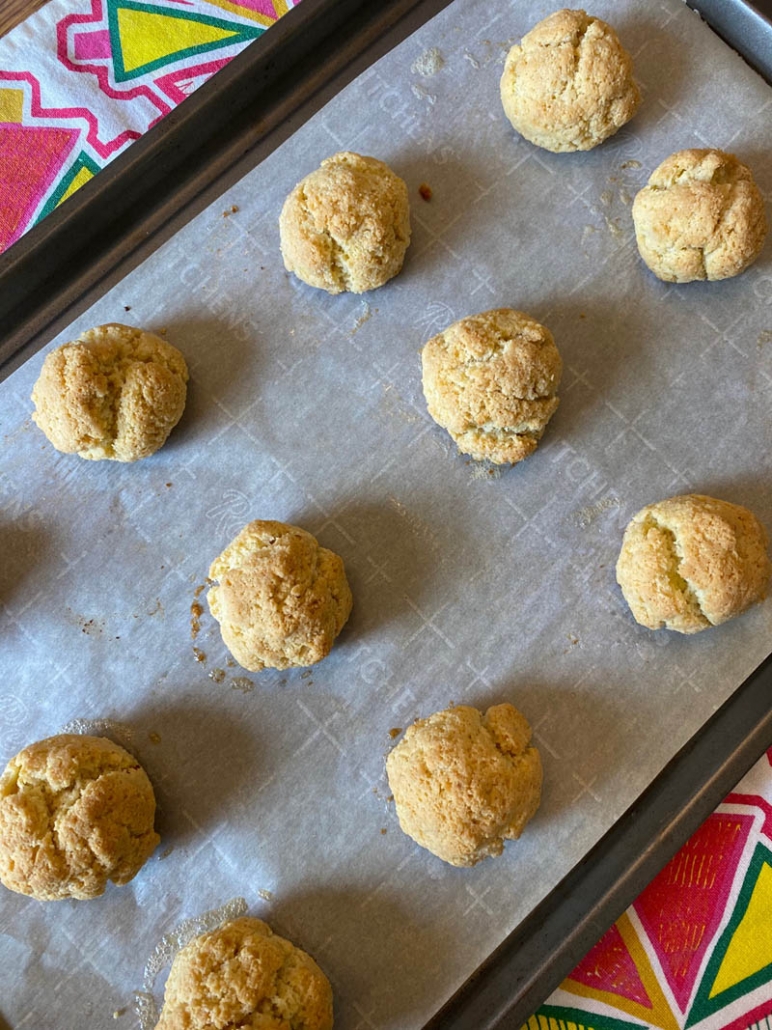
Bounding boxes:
[1,1,772,1026]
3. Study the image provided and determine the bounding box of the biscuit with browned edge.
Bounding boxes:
[0,734,159,900]
[616,494,771,633]
[386,703,542,867]
[279,151,411,294]
[155,917,333,1030]
[31,323,188,461]
[500,9,640,152]
[208,520,353,671]
[421,308,562,465]
[632,149,767,282]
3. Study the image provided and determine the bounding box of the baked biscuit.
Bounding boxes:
[421,308,562,465]
[0,734,159,900]
[155,917,333,1030]
[616,494,771,634]
[31,323,188,461]
[208,520,353,671]
[386,703,542,867]
[632,149,768,282]
[500,9,640,152]
[279,151,411,294]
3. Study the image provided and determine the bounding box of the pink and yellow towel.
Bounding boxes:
[0,0,300,252]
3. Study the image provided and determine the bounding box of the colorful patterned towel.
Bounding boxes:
[530,748,772,1030]
[2,4,772,1028]
[0,0,301,252]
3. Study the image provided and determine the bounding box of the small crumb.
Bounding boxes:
[389,727,402,739]
[231,204,239,213]
[258,888,274,901]
[380,828,387,835]
[148,731,161,745]
[300,670,313,680]
[419,182,433,201]
[209,668,226,684]
[386,794,394,803]
[113,1009,127,1019]
[166,482,172,488]
[191,599,204,640]
[411,47,444,77]
[123,305,131,312]
[579,312,586,319]
[193,647,206,663]
[620,159,642,170]
[231,677,254,694]
[350,301,372,335]
[159,845,174,860]
[226,657,237,668]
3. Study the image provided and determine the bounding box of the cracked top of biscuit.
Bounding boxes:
[615,493,771,634]
[632,149,768,282]
[386,703,542,867]
[279,151,411,294]
[421,308,562,465]
[0,734,159,901]
[31,323,189,462]
[208,520,353,672]
[155,916,333,1030]
[500,8,640,152]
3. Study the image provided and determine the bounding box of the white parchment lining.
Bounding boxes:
[1,1,772,1027]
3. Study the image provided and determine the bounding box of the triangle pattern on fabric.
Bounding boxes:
[567,921,651,1007]
[0,123,79,251]
[634,812,753,1013]
[523,1002,657,1030]
[687,843,772,1026]
[36,151,101,223]
[154,57,234,104]
[196,0,286,27]
[107,0,261,81]
[563,914,680,1030]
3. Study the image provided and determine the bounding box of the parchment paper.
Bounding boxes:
[2,1,772,1027]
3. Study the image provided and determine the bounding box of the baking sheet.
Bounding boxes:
[1,0,772,1027]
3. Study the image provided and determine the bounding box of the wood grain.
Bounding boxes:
[0,0,50,39]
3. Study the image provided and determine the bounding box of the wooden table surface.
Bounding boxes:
[0,0,50,38]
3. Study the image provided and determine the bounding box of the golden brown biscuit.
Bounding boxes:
[421,308,562,465]
[0,734,159,900]
[500,9,640,152]
[208,520,353,671]
[155,917,333,1030]
[616,494,771,634]
[31,323,188,461]
[386,703,542,867]
[279,151,411,294]
[632,149,768,282]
